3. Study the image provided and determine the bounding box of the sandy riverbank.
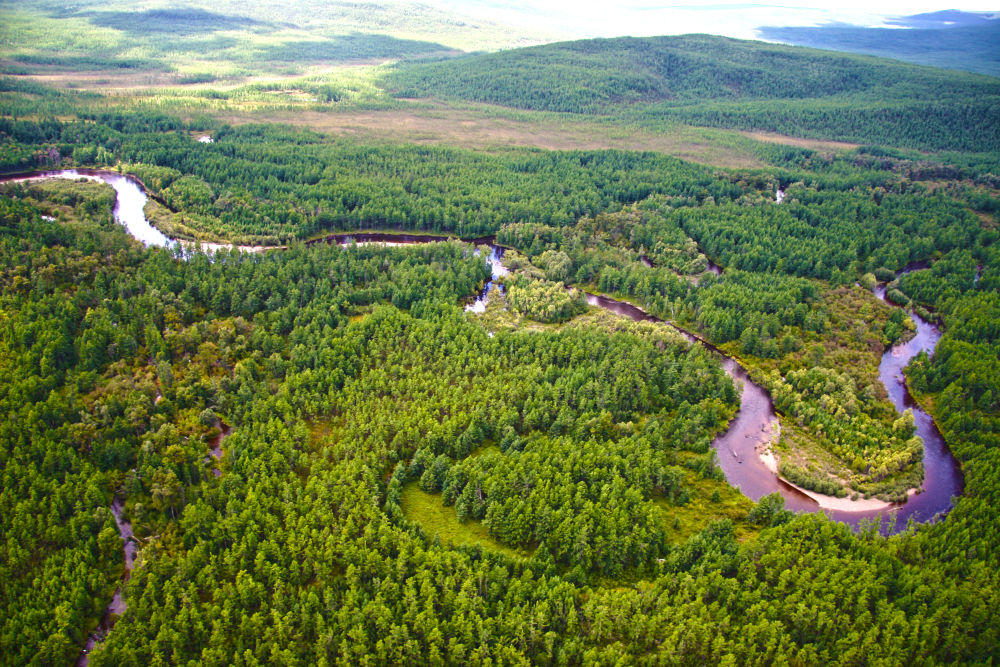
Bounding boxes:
[756,440,912,513]
[185,241,286,254]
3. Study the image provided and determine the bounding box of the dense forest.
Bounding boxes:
[2,12,1000,667]
[0,114,742,243]
[2,112,996,247]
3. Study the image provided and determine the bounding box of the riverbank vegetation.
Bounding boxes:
[504,275,586,323]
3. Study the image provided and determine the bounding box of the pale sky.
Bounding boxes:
[431,1,999,41]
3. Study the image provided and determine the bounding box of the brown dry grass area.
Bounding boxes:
[5,60,387,93]
[739,130,859,151]
[215,107,768,168]
[974,210,997,229]
[7,68,178,92]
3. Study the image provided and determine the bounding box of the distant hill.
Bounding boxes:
[385,34,1000,151]
[0,0,561,83]
[13,0,562,52]
[386,34,1000,111]
[758,10,1000,77]
[887,9,999,28]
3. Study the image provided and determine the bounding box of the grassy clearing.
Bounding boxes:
[401,482,525,558]
[5,57,782,168]
[654,469,759,544]
[403,467,756,561]
[738,130,861,151]
[466,443,500,460]
[306,417,349,456]
[208,103,772,168]
[472,284,689,345]
[770,422,860,497]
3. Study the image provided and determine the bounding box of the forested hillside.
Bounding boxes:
[0,0,556,86]
[386,34,1000,151]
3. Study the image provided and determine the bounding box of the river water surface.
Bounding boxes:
[1,169,172,247]
[865,284,963,526]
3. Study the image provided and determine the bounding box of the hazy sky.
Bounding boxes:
[431,1,1000,40]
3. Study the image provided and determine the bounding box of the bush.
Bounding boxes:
[779,462,847,497]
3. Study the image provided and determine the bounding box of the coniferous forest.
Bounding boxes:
[1,2,1000,665]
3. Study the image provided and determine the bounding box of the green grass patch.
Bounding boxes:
[654,468,759,544]
[401,482,525,558]
[466,443,500,459]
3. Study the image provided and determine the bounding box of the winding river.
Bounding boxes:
[584,288,963,528]
[3,169,967,650]
[868,284,963,526]
[1,169,172,247]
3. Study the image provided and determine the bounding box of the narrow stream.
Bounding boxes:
[76,497,135,666]
[204,421,232,478]
[465,245,508,313]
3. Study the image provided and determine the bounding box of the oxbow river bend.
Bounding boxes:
[2,169,966,655]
